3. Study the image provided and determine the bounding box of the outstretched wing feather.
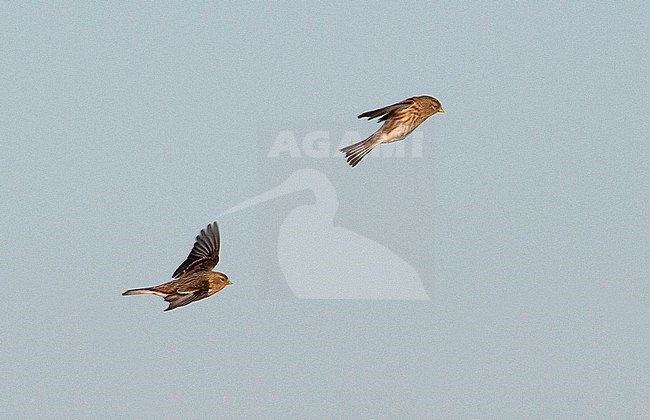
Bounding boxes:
[358,98,415,122]
[172,222,221,278]
[164,289,208,311]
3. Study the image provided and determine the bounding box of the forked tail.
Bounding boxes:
[339,133,380,167]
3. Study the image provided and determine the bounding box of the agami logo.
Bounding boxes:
[219,168,430,300]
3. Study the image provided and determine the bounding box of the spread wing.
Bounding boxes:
[358,97,415,122]
[164,289,209,311]
[172,222,220,278]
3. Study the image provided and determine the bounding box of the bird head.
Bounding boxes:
[429,96,444,114]
[221,274,232,286]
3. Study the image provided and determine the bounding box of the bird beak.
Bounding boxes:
[227,280,232,285]
[438,108,444,113]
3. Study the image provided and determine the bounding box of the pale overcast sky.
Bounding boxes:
[2,2,649,418]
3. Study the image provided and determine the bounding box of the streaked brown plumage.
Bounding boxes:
[122,221,231,311]
[340,95,444,167]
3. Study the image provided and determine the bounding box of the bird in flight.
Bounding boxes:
[122,221,231,311]
[340,95,444,167]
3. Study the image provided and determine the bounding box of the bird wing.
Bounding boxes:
[358,97,416,122]
[172,222,221,278]
[164,289,208,311]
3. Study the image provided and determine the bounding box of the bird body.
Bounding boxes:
[122,222,231,311]
[340,95,444,167]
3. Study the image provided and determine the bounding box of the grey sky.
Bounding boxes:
[1,2,649,418]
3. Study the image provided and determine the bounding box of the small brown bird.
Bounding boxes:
[340,95,444,167]
[122,221,231,311]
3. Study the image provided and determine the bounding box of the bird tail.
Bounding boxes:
[122,287,163,296]
[340,133,381,167]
